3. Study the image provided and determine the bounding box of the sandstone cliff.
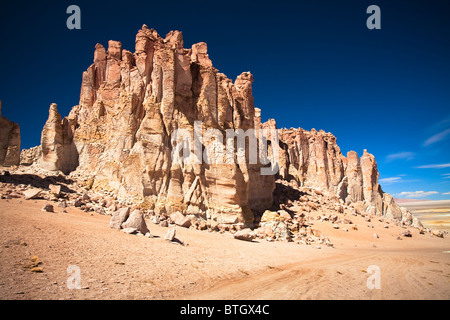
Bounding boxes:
[27,26,405,222]
[34,26,275,223]
[273,124,403,217]
[0,101,21,167]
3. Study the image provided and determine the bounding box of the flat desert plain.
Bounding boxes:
[0,198,449,300]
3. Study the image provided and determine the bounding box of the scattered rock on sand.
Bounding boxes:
[401,230,412,238]
[233,228,256,242]
[160,220,169,228]
[170,212,191,228]
[41,203,54,212]
[122,227,137,234]
[431,229,444,238]
[121,209,149,234]
[164,228,176,241]
[110,207,130,229]
[49,184,61,197]
[23,188,42,200]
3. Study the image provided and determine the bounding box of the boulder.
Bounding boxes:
[49,184,62,197]
[23,188,42,200]
[233,228,256,242]
[164,228,176,241]
[170,212,191,228]
[121,209,149,234]
[42,204,54,212]
[110,207,130,229]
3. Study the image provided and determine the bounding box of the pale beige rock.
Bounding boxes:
[23,188,42,200]
[49,184,62,197]
[39,104,78,174]
[170,212,191,228]
[0,101,21,167]
[110,207,130,229]
[121,209,149,234]
[20,146,42,166]
[233,228,256,242]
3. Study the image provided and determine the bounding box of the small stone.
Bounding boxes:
[23,188,41,200]
[401,230,412,237]
[160,220,168,228]
[42,204,54,212]
[431,229,444,238]
[233,228,256,242]
[169,212,191,228]
[122,227,137,234]
[373,233,379,239]
[49,184,61,197]
[152,216,160,224]
[332,224,339,229]
[164,228,176,241]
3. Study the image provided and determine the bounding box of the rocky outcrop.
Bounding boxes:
[39,104,78,174]
[273,123,403,218]
[20,146,42,166]
[35,26,275,223]
[0,101,21,167]
[29,26,405,223]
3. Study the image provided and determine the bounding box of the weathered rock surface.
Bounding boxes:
[26,26,409,224]
[20,146,41,166]
[121,209,149,234]
[233,228,256,242]
[39,104,78,174]
[0,101,21,167]
[274,123,404,219]
[110,207,130,229]
[164,228,176,241]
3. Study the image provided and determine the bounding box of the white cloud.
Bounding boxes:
[443,192,450,195]
[416,163,450,169]
[396,191,439,198]
[385,152,415,162]
[379,177,403,184]
[423,128,450,146]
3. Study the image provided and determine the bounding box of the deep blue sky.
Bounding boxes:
[1,0,449,199]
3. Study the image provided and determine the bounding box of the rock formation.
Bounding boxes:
[39,103,78,174]
[26,26,406,223]
[0,101,21,167]
[273,124,403,217]
[33,26,275,224]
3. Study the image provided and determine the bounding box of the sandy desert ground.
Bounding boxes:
[1,197,449,300]
[399,200,450,231]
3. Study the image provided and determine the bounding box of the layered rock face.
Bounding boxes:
[0,101,21,167]
[274,124,402,217]
[39,104,78,174]
[38,26,274,223]
[29,26,404,222]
